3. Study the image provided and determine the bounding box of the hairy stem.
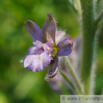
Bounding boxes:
[60,71,81,94]
[63,57,83,94]
[80,0,96,94]
[94,10,103,26]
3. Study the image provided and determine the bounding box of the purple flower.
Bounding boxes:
[23,13,73,78]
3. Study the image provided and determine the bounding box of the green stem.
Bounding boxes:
[57,82,69,94]
[94,10,103,26]
[68,0,77,13]
[60,71,81,94]
[63,57,83,94]
[75,0,81,17]
[80,0,96,94]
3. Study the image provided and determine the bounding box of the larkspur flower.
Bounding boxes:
[23,13,73,78]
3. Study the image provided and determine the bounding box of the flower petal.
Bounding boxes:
[56,37,73,56]
[23,55,38,68]
[28,40,52,55]
[23,52,51,72]
[55,31,65,44]
[47,57,58,78]
[42,13,56,43]
[33,40,43,49]
[28,46,44,55]
[25,20,45,42]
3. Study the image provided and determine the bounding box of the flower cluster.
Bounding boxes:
[23,13,73,78]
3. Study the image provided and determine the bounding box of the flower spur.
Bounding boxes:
[23,13,73,78]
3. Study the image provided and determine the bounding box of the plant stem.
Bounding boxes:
[94,10,103,26]
[80,0,96,94]
[75,0,81,17]
[63,57,83,94]
[60,71,81,94]
[68,0,77,13]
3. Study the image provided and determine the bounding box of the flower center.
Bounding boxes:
[51,46,57,57]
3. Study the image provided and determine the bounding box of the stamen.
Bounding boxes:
[38,56,41,60]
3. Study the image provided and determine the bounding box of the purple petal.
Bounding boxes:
[28,46,44,55]
[23,52,51,72]
[56,37,73,56]
[33,40,43,49]
[42,13,56,43]
[47,57,58,78]
[28,40,52,55]
[55,31,65,44]
[42,43,52,52]
[25,20,45,42]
